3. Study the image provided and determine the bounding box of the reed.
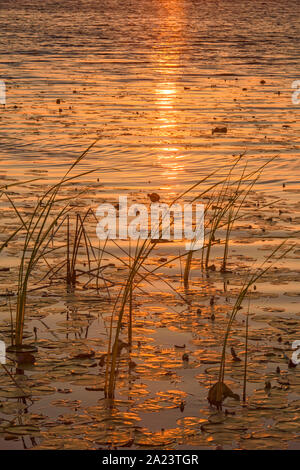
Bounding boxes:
[105,238,152,398]
[0,178,41,199]
[221,207,234,273]
[205,156,278,272]
[183,192,218,287]
[44,209,101,291]
[243,307,249,404]
[213,241,293,407]
[127,240,136,348]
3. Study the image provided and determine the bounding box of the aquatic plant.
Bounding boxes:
[209,241,293,409]
[183,156,277,285]
[41,209,110,292]
[3,141,102,348]
[243,306,249,404]
[104,170,235,397]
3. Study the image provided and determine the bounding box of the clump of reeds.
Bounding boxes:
[3,141,101,348]
[41,208,111,292]
[184,155,281,288]
[103,157,282,398]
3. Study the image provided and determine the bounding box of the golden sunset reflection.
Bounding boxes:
[1,0,299,452]
[152,0,186,182]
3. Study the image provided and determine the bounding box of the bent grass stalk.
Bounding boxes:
[215,241,293,405]
[105,238,150,398]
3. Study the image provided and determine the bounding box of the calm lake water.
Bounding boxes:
[0,0,299,192]
[0,1,300,451]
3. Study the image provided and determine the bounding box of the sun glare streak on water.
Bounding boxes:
[0,0,299,192]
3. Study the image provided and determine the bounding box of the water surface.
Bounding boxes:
[0,0,299,192]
